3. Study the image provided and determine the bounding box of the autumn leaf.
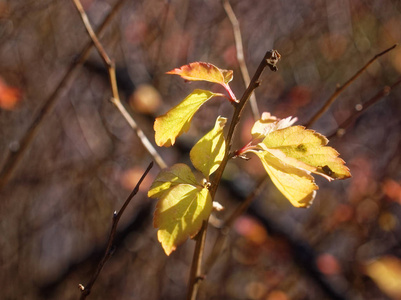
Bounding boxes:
[154,184,212,255]
[154,89,220,147]
[261,126,351,180]
[243,113,350,207]
[251,112,297,140]
[148,163,198,198]
[252,150,318,207]
[190,116,227,179]
[167,62,236,101]
[167,62,233,85]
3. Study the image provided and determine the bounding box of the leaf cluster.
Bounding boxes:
[149,62,350,255]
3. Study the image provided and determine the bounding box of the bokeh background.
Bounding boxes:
[1,0,401,299]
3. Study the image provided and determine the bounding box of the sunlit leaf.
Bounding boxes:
[190,116,227,179]
[252,150,317,207]
[366,256,401,299]
[251,112,297,140]
[154,184,212,255]
[261,125,351,180]
[167,62,233,85]
[154,89,219,147]
[244,113,350,207]
[148,164,198,198]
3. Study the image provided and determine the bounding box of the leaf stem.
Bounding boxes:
[305,44,397,128]
[186,50,280,300]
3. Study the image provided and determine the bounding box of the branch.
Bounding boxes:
[186,50,281,300]
[327,77,401,139]
[71,0,167,170]
[222,0,260,120]
[305,44,397,128]
[0,0,128,190]
[78,161,153,299]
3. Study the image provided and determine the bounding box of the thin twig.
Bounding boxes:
[71,0,167,170]
[305,44,397,128]
[0,0,127,190]
[186,50,281,300]
[327,77,401,139]
[222,0,260,120]
[78,161,153,299]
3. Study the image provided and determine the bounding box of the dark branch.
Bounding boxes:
[305,44,397,128]
[78,162,153,299]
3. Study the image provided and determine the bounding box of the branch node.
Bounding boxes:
[266,50,281,71]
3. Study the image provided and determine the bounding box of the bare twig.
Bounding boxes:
[186,50,281,300]
[0,0,127,190]
[71,0,167,170]
[327,77,401,139]
[78,161,153,299]
[305,44,397,128]
[222,0,260,121]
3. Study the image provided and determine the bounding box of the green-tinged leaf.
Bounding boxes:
[148,164,198,198]
[190,116,227,179]
[261,126,351,180]
[154,89,218,147]
[253,150,318,208]
[154,184,212,255]
[167,62,233,85]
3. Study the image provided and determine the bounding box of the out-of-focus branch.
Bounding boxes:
[328,77,401,139]
[305,44,397,128]
[222,0,260,121]
[71,0,167,170]
[186,50,281,300]
[0,0,128,190]
[204,176,267,274]
[78,161,153,299]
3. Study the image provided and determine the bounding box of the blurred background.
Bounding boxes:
[1,0,401,299]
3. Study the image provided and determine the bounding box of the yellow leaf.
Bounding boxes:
[148,164,198,198]
[167,62,233,85]
[251,112,297,140]
[154,184,212,255]
[154,89,219,147]
[261,125,351,180]
[253,150,317,208]
[190,116,227,179]
[366,256,401,299]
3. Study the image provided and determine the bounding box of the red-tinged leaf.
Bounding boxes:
[167,62,233,85]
